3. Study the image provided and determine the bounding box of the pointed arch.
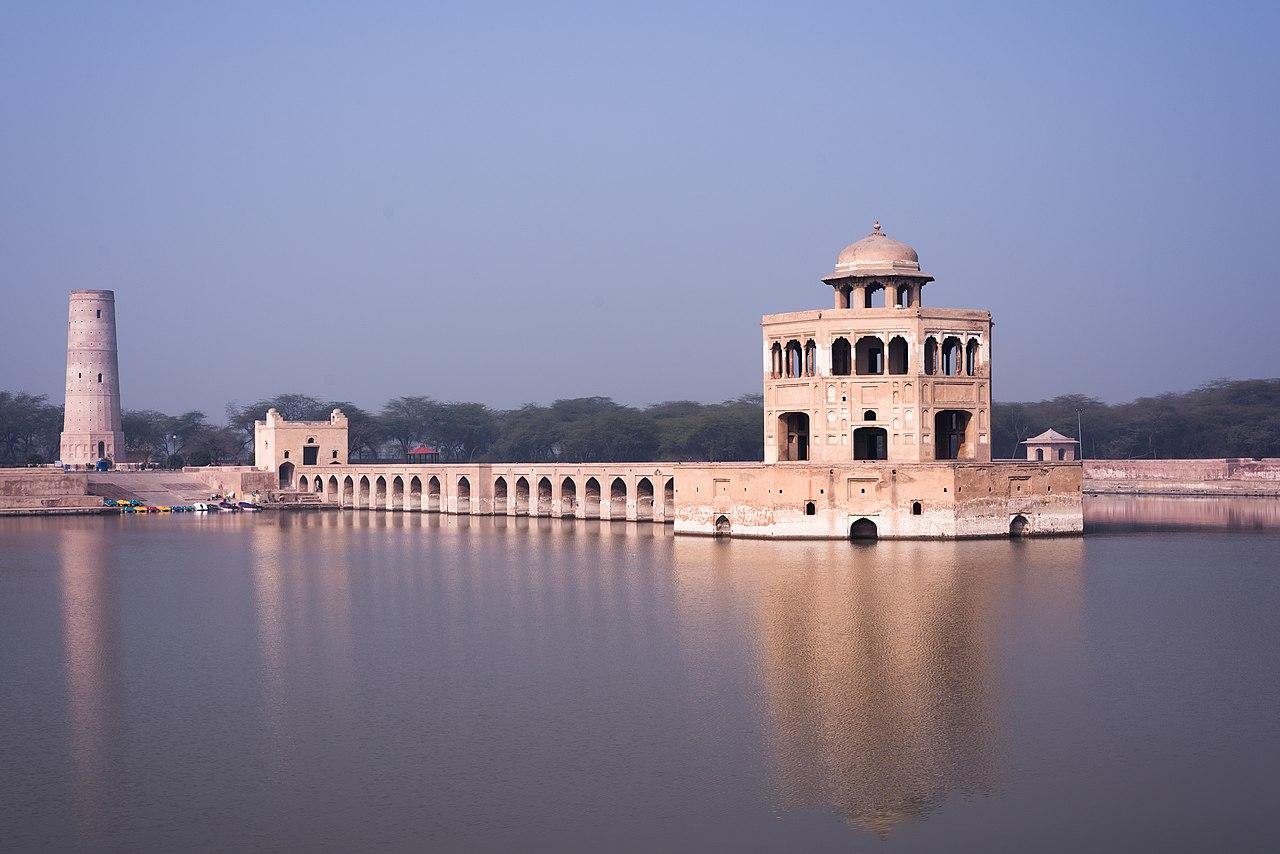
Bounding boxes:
[494,476,509,514]
[560,476,577,517]
[609,477,627,518]
[514,476,530,514]
[636,477,654,521]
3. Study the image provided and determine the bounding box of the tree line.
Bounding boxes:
[3,379,1278,467]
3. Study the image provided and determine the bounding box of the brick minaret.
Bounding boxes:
[59,290,125,465]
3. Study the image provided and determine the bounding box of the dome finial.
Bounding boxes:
[872,220,882,234]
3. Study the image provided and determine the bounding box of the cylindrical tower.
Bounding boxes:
[59,290,125,465]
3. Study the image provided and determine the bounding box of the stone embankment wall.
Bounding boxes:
[184,466,275,497]
[0,470,104,515]
[1083,459,1280,496]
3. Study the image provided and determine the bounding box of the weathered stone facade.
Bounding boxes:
[59,290,125,465]
[254,408,349,488]
[256,222,1083,539]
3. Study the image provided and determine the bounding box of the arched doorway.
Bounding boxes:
[849,518,878,540]
[298,475,310,493]
[714,515,731,536]
[942,336,963,376]
[831,337,852,375]
[327,475,338,502]
[375,476,388,509]
[1010,515,1029,538]
[409,476,422,511]
[855,336,884,375]
[778,412,810,461]
[584,478,601,517]
[888,336,908,374]
[392,476,404,510]
[664,478,675,517]
[358,476,370,508]
[279,461,295,489]
[342,476,353,508]
[934,410,972,460]
[428,476,441,512]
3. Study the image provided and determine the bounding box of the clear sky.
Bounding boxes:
[3,1,1277,417]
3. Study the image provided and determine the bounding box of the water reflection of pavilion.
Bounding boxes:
[756,542,1013,836]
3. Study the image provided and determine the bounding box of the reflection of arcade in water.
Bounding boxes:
[758,542,1007,836]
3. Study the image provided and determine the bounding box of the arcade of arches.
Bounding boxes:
[275,462,676,523]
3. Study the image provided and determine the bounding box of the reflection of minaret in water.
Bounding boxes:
[59,524,117,838]
[759,543,1009,837]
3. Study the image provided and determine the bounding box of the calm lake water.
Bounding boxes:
[2,496,1279,852]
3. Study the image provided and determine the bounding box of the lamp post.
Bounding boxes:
[1076,409,1084,461]
[169,434,178,468]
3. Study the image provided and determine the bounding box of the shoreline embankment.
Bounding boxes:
[1083,458,1280,497]
[4,458,1280,516]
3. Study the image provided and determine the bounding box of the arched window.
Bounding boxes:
[1058,448,1066,461]
[896,285,912,308]
[855,336,884,375]
[831,337,852,376]
[770,342,783,378]
[888,336,908,375]
[912,501,922,515]
[863,410,876,421]
[864,283,885,308]
[924,337,938,375]
[965,339,979,376]
[97,373,102,383]
[804,501,816,516]
[1035,448,1044,461]
[941,337,963,376]
[853,427,888,460]
[838,285,852,309]
[785,340,803,378]
[803,340,817,377]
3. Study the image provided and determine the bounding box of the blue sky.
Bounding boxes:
[2,1,1277,416]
